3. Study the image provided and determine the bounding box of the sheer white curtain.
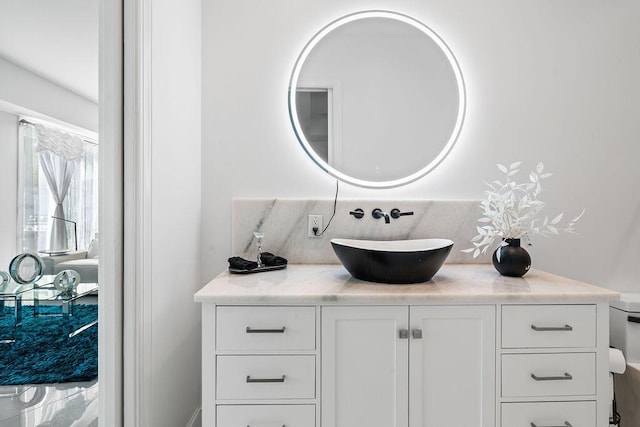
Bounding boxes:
[34,124,85,251]
[19,121,97,253]
[38,152,76,250]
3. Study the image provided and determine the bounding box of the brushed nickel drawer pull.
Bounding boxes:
[246,375,286,383]
[530,324,573,332]
[399,329,408,339]
[412,329,423,339]
[530,372,573,381]
[530,422,572,427]
[245,326,286,333]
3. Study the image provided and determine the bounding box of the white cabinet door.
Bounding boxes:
[322,306,409,427]
[409,306,495,427]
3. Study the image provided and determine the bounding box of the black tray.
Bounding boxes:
[229,264,287,274]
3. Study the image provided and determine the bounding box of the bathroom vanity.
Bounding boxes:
[195,264,618,427]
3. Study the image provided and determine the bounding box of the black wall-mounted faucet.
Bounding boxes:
[372,208,391,224]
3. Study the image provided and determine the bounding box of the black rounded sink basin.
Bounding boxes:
[331,238,454,284]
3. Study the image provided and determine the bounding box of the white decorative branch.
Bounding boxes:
[463,162,585,258]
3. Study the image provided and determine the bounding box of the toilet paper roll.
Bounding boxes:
[610,347,626,374]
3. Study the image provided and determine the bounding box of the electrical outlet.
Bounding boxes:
[308,214,323,238]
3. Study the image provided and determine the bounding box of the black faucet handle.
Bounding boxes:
[390,208,414,219]
[349,208,365,219]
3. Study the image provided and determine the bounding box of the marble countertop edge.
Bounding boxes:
[195,294,617,305]
[194,264,619,304]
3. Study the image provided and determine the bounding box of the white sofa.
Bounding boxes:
[41,236,99,283]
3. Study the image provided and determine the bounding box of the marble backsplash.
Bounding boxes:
[232,199,491,264]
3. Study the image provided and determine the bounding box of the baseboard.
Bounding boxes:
[186,406,202,427]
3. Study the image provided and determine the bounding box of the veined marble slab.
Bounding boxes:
[232,199,489,264]
[194,264,619,304]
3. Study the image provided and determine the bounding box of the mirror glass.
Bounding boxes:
[289,11,465,188]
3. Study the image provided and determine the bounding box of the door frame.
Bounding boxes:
[98,0,124,425]
[100,0,154,424]
[120,0,153,425]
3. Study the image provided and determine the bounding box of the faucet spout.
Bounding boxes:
[372,208,391,224]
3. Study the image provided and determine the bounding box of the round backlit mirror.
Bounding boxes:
[289,11,466,188]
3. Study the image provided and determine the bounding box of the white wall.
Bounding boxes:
[0,57,98,273]
[150,0,202,425]
[0,56,98,132]
[202,0,640,292]
[0,111,18,269]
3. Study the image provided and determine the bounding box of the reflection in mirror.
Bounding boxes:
[296,90,329,162]
[289,11,465,188]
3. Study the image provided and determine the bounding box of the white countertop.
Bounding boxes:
[194,264,619,304]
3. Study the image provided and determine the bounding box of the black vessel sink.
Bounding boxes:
[331,238,454,284]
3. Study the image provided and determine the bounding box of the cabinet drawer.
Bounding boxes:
[502,401,596,427]
[217,404,315,427]
[502,353,595,397]
[217,355,316,400]
[216,306,316,351]
[502,305,596,348]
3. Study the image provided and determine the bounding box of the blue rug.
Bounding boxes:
[0,304,98,385]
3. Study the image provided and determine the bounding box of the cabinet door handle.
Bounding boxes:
[246,375,286,383]
[530,324,573,331]
[530,372,572,381]
[530,422,572,427]
[628,316,640,324]
[412,329,423,339]
[399,329,408,339]
[246,326,286,333]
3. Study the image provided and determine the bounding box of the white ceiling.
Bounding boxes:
[0,0,99,102]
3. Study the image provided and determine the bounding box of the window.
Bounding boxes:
[19,120,98,253]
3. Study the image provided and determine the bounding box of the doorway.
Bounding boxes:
[0,1,124,425]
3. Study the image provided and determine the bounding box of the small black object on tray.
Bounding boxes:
[228,252,288,274]
[229,264,287,274]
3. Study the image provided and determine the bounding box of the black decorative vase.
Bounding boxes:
[492,238,531,277]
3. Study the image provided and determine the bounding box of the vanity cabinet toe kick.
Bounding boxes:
[195,265,617,427]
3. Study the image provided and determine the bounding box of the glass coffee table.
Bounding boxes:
[0,275,98,342]
[0,280,33,343]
